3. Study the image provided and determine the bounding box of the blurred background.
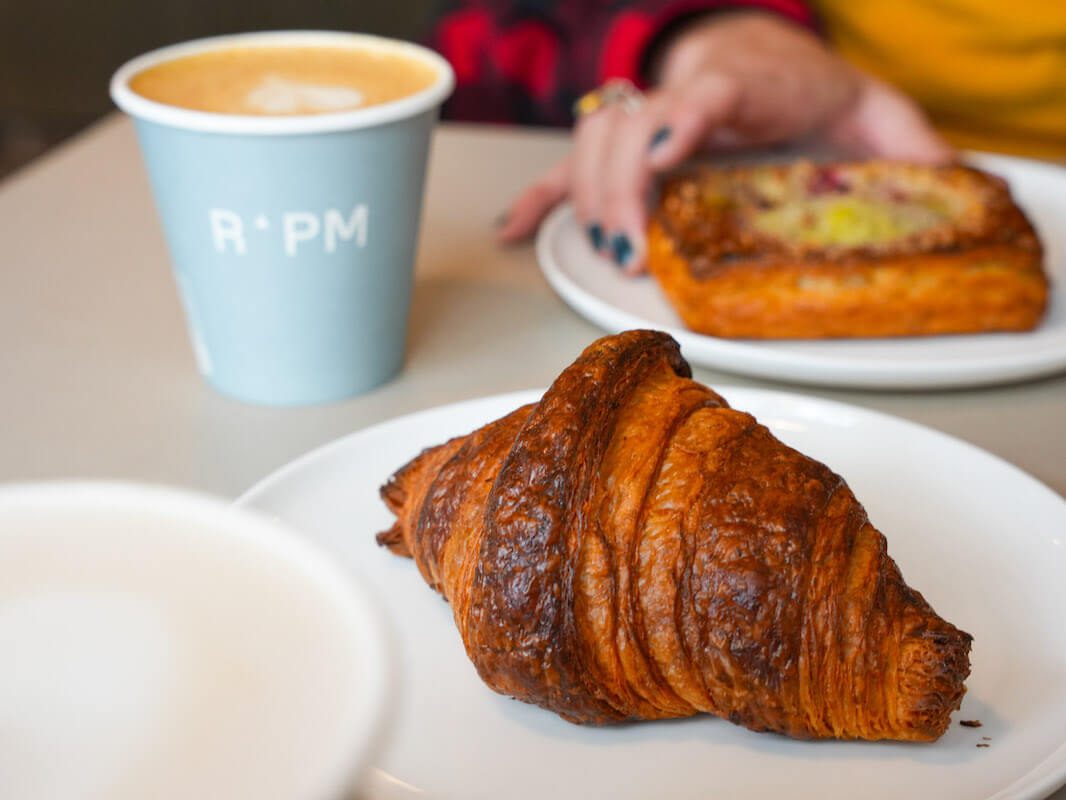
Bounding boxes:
[0,1,433,178]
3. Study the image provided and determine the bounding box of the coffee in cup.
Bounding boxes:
[128,45,439,116]
[0,482,389,799]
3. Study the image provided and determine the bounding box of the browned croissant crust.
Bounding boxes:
[648,160,1048,338]
[377,330,972,740]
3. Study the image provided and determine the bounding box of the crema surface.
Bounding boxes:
[130,45,438,115]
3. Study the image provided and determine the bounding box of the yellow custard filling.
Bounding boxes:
[752,196,950,247]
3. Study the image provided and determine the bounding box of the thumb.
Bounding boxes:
[827,75,954,165]
[496,155,573,244]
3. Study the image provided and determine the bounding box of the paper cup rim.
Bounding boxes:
[110,30,456,135]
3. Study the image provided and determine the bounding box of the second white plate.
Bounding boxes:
[240,388,1066,800]
[536,153,1066,389]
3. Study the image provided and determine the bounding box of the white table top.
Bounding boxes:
[1,116,1064,797]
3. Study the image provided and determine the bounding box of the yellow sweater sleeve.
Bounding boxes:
[812,0,1066,159]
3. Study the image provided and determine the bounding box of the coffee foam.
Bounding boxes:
[124,41,441,119]
[0,506,368,799]
[245,75,365,114]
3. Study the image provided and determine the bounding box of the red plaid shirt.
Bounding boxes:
[431,0,816,126]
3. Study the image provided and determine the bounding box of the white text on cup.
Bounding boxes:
[209,205,370,256]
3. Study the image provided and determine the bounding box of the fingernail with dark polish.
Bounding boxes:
[586,222,605,250]
[610,232,633,266]
[649,126,671,150]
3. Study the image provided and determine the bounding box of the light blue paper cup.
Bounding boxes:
[111,32,454,405]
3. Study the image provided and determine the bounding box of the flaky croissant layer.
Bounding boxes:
[378,330,971,741]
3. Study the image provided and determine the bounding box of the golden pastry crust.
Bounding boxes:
[378,330,972,740]
[648,161,1048,339]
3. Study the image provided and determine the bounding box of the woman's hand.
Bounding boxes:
[496,11,953,272]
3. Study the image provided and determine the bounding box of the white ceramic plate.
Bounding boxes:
[536,153,1066,389]
[240,389,1066,800]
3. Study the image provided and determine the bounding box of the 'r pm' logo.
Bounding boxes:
[209,205,369,256]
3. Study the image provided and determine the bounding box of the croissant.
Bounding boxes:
[377,330,972,741]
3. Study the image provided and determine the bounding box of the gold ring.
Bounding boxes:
[573,79,645,119]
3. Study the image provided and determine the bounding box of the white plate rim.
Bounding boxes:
[237,387,1066,800]
[535,152,1066,390]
